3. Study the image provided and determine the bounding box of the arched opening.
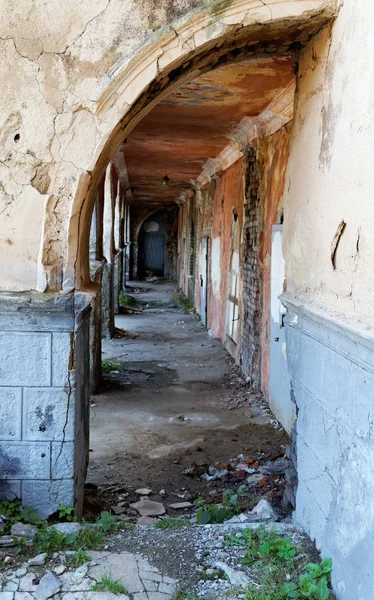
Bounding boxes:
[138,211,166,279]
[83,17,306,518]
[6,0,337,526]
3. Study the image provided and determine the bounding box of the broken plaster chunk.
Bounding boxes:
[10,523,37,538]
[0,535,18,547]
[168,502,193,510]
[135,488,152,496]
[130,500,165,517]
[28,553,47,566]
[214,562,250,588]
[246,499,277,522]
[34,571,62,600]
[137,516,155,525]
[53,522,81,535]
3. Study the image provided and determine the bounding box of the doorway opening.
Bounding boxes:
[138,211,166,279]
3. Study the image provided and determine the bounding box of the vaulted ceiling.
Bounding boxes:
[120,54,295,204]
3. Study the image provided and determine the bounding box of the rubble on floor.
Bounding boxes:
[0,522,329,600]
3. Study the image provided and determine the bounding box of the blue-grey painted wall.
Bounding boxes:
[283,294,374,600]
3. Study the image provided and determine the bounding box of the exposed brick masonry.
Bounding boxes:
[241,146,263,388]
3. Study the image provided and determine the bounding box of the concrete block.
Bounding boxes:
[0,479,21,500]
[22,479,74,519]
[52,333,72,387]
[23,388,74,441]
[0,332,51,387]
[0,387,22,440]
[297,439,335,518]
[0,442,50,479]
[52,442,74,479]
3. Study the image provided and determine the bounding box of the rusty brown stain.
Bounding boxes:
[258,126,291,401]
[124,56,294,204]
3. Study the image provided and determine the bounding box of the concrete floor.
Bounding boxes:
[88,282,288,498]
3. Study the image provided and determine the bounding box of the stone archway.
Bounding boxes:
[51,0,336,294]
[0,0,338,520]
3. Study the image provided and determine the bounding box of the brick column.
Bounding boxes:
[0,292,91,518]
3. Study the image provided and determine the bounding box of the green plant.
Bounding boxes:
[193,495,205,506]
[196,503,234,524]
[244,586,289,600]
[58,504,76,522]
[75,526,104,549]
[69,547,92,566]
[282,559,334,600]
[174,592,199,600]
[155,517,189,530]
[222,484,251,514]
[91,573,127,594]
[0,499,43,532]
[35,527,75,554]
[229,527,297,566]
[97,511,118,533]
[35,524,104,555]
[102,360,121,374]
[172,293,194,314]
[119,292,138,308]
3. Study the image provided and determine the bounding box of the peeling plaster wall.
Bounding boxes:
[179,161,245,359]
[0,0,203,291]
[0,0,337,292]
[258,126,291,401]
[282,2,374,597]
[284,2,374,324]
[208,160,245,345]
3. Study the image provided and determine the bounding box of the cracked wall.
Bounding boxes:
[281,1,374,597]
[0,293,91,518]
[0,0,336,293]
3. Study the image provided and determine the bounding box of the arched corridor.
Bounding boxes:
[1,0,374,596]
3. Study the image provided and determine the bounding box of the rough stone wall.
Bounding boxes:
[0,293,90,518]
[241,146,262,388]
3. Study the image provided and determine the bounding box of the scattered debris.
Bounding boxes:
[168,502,193,510]
[214,561,251,587]
[130,500,166,517]
[10,523,37,538]
[135,488,152,496]
[54,522,81,535]
[246,498,277,522]
[34,571,62,600]
[29,553,47,567]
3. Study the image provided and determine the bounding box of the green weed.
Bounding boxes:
[196,503,234,524]
[102,360,121,374]
[96,511,118,533]
[281,558,334,599]
[57,504,76,522]
[154,518,189,530]
[172,293,194,314]
[0,500,42,533]
[68,547,92,567]
[91,573,127,594]
[119,293,138,308]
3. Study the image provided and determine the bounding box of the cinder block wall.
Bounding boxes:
[0,293,91,518]
[284,296,374,598]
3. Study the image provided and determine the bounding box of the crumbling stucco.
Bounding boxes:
[0,0,337,293]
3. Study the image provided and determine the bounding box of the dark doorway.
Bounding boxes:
[138,211,166,277]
